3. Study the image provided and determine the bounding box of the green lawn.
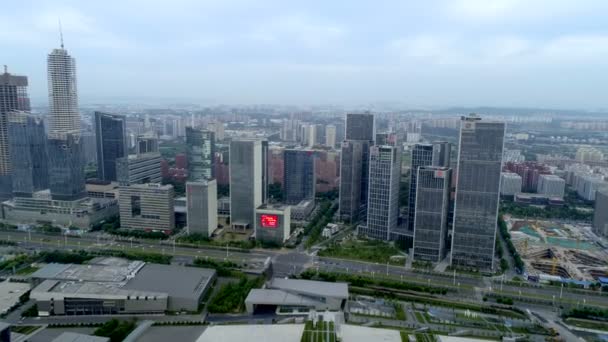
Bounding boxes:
[318,238,404,265]
[11,325,41,335]
[565,317,608,331]
[16,266,39,275]
[300,319,337,342]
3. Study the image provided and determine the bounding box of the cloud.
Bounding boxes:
[447,0,521,19]
[247,14,346,49]
[389,33,608,67]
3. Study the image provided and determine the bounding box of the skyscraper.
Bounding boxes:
[407,144,433,231]
[47,45,80,138]
[346,113,374,141]
[339,112,375,223]
[186,127,215,180]
[451,115,505,270]
[229,139,268,229]
[187,179,218,237]
[47,41,86,201]
[283,149,316,205]
[339,140,364,222]
[0,66,30,200]
[360,145,401,241]
[95,112,127,181]
[412,166,451,262]
[7,112,48,197]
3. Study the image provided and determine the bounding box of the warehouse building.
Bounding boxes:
[245,278,348,314]
[30,257,215,315]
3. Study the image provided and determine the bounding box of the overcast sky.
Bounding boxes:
[2,0,608,109]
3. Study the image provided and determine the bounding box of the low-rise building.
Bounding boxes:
[290,199,315,221]
[52,332,109,342]
[1,190,118,229]
[245,278,348,314]
[30,257,216,315]
[119,183,175,232]
[255,204,291,245]
[86,181,119,199]
[322,223,339,238]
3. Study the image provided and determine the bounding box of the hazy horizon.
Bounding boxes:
[2,0,608,110]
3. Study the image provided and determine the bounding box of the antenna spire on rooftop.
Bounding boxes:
[59,18,64,49]
[3,65,6,74]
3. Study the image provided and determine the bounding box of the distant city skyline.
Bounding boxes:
[2,1,608,109]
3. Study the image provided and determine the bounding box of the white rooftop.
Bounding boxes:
[197,324,304,342]
[0,280,30,315]
[340,325,401,342]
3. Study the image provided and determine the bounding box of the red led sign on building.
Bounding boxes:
[260,214,279,228]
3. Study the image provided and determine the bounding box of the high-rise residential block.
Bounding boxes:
[229,139,268,229]
[451,115,505,271]
[0,67,31,200]
[116,153,162,186]
[537,174,566,198]
[48,133,86,201]
[339,140,364,222]
[500,172,522,196]
[186,127,215,180]
[186,179,217,237]
[47,46,80,138]
[119,183,175,231]
[412,166,451,262]
[593,187,608,238]
[283,149,315,205]
[359,145,401,241]
[7,112,48,197]
[325,124,336,148]
[95,112,127,181]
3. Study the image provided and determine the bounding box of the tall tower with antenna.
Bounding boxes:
[47,22,80,138]
[46,24,86,200]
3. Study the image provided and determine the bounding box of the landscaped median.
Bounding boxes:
[318,238,405,265]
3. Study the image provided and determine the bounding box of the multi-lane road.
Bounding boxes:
[2,229,608,310]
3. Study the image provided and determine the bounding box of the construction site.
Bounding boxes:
[504,216,608,283]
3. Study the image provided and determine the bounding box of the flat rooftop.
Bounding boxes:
[340,325,401,342]
[0,280,30,314]
[32,260,145,283]
[246,289,323,307]
[196,324,304,342]
[32,279,166,300]
[269,278,348,299]
[52,332,109,342]
[123,264,215,299]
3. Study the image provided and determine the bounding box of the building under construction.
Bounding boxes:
[505,217,608,282]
